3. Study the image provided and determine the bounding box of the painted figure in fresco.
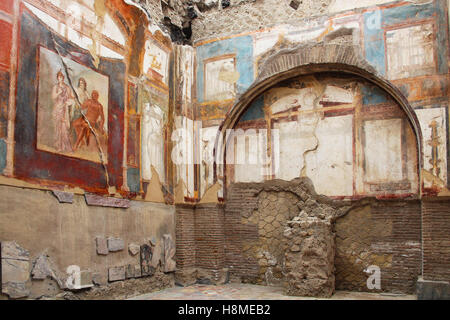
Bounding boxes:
[142,103,164,181]
[72,77,89,120]
[72,90,105,150]
[76,78,90,104]
[201,137,211,189]
[52,71,75,153]
[173,116,186,185]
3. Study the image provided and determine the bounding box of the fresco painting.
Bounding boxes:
[142,103,165,183]
[127,115,140,168]
[0,0,449,302]
[172,115,195,200]
[37,46,109,163]
[190,0,449,202]
[204,55,237,101]
[363,119,403,183]
[416,107,448,189]
[386,23,436,80]
[143,37,169,86]
[232,74,419,198]
[199,126,218,197]
[0,0,448,202]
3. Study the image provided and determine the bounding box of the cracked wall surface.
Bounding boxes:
[224,178,422,294]
[0,185,176,299]
[0,0,449,300]
[242,191,299,285]
[231,73,419,199]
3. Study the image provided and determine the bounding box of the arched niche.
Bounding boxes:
[213,44,423,199]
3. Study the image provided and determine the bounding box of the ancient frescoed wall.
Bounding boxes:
[169,0,450,296]
[0,0,178,299]
[231,73,419,199]
[192,0,449,203]
[172,45,196,202]
[1,0,450,299]
[0,0,177,202]
[130,27,173,203]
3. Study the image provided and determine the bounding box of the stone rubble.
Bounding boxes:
[1,241,31,299]
[108,266,126,282]
[107,237,125,252]
[163,234,176,273]
[283,216,335,298]
[140,244,155,276]
[128,243,140,256]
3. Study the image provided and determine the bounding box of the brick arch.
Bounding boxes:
[214,44,423,192]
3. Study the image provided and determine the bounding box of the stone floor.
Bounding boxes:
[129,283,417,300]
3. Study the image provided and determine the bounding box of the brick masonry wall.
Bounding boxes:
[175,204,196,270]
[335,201,422,294]
[194,204,225,274]
[224,184,260,281]
[422,199,450,282]
[224,183,423,293]
[175,203,227,281]
[176,184,430,293]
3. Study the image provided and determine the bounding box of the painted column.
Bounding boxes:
[4,0,19,177]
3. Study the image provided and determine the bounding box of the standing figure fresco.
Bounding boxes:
[72,90,106,150]
[142,103,165,182]
[52,71,74,153]
[73,77,89,120]
[37,46,109,163]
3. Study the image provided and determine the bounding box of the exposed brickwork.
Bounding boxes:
[224,179,351,283]
[335,201,422,294]
[224,184,261,281]
[175,204,196,270]
[257,44,376,83]
[224,181,422,294]
[422,199,450,282]
[175,203,227,282]
[371,201,422,293]
[175,184,430,294]
[244,191,298,285]
[194,204,225,278]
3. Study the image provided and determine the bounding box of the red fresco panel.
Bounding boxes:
[0,20,12,70]
[0,0,14,15]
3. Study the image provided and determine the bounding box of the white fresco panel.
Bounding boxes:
[142,103,165,182]
[200,126,219,196]
[386,24,435,80]
[306,115,354,196]
[234,131,264,183]
[364,119,403,182]
[204,57,236,101]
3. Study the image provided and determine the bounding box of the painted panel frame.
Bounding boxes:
[14,10,125,193]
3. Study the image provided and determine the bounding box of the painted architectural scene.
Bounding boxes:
[0,0,449,302]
